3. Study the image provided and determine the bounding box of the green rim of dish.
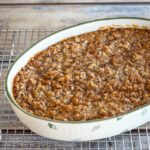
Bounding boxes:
[5,17,150,124]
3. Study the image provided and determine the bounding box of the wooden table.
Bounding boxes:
[0,1,150,150]
[0,1,150,30]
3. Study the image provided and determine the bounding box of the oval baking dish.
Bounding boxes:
[5,17,150,141]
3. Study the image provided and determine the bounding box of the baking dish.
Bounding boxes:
[5,17,150,141]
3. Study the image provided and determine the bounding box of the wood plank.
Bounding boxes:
[0,0,150,4]
[0,5,150,30]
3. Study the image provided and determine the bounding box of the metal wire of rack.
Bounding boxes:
[0,29,150,150]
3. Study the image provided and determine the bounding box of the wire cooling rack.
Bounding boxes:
[0,29,150,150]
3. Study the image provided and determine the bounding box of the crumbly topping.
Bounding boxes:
[13,28,150,121]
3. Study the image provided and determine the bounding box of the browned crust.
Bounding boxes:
[13,27,150,121]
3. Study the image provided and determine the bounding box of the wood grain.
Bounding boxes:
[0,0,150,4]
[0,5,150,30]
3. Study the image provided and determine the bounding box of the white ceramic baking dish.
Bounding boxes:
[5,17,150,141]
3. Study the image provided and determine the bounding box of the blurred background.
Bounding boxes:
[0,0,150,30]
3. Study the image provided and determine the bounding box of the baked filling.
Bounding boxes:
[13,27,150,121]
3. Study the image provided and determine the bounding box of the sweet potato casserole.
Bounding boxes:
[13,27,150,121]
